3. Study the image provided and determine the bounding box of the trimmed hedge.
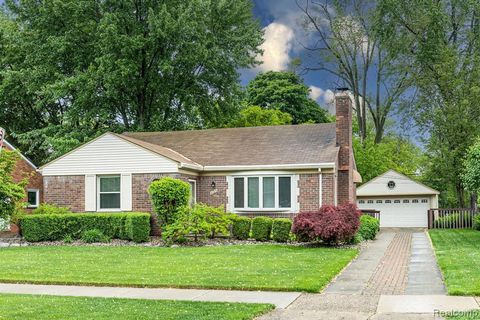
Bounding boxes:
[251,217,273,241]
[271,218,292,242]
[232,216,251,240]
[358,215,380,240]
[21,212,151,243]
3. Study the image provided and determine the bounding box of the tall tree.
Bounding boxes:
[0,0,263,164]
[354,134,424,183]
[245,71,330,124]
[228,105,292,128]
[298,0,411,143]
[378,0,480,206]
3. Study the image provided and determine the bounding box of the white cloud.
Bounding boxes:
[309,86,335,113]
[257,22,295,72]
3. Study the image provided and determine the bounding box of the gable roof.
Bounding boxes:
[357,169,439,196]
[3,140,38,170]
[113,133,201,168]
[122,123,338,168]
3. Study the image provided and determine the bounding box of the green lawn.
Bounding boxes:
[0,245,357,292]
[429,229,480,295]
[0,294,273,320]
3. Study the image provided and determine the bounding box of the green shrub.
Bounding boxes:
[162,204,234,244]
[358,215,380,240]
[125,214,151,243]
[232,216,251,240]
[81,229,110,243]
[21,212,151,243]
[32,204,72,215]
[251,217,273,241]
[349,233,363,244]
[271,218,292,242]
[148,177,190,227]
[63,234,73,244]
[474,215,480,230]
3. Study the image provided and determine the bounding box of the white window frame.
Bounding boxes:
[231,175,296,212]
[27,189,40,208]
[97,175,121,212]
[188,179,197,206]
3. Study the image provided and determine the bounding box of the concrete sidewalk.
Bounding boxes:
[0,283,301,308]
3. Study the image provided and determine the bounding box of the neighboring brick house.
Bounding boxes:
[39,91,361,219]
[3,140,43,211]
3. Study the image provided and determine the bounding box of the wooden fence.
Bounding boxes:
[428,208,478,229]
[361,209,381,221]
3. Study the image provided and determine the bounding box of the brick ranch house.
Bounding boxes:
[3,140,43,210]
[39,91,361,219]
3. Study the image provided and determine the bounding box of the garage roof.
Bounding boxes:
[357,170,439,197]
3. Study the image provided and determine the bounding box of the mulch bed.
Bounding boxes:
[0,236,371,250]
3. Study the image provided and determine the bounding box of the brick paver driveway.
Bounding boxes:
[259,229,448,320]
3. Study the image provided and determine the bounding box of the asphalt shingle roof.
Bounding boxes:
[121,123,339,167]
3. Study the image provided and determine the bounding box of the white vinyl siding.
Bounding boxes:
[41,134,178,176]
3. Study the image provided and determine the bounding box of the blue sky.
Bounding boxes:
[241,0,339,113]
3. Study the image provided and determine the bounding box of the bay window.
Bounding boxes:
[233,175,293,210]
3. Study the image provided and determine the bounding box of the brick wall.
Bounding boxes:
[322,173,335,205]
[131,173,197,212]
[335,92,354,205]
[298,174,319,211]
[5,143,43,208]
[44,176,84,212]
[197,176,228,210]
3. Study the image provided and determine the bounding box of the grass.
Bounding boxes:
[0,294,274,320]
[0,244,357,292]
[429,229,480,296]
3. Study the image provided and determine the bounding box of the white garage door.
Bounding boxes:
[357,197,430,228]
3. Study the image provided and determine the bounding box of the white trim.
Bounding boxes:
[97,174,121,212]
[334,172,338,206]
[319,173,323,207]
[188,179,197,206]
[203,163,335,171]
[120,173,132,211]
[26,189,40,208]
[229,174,297,213]
[357,169,440,195]
[4,140,37,170]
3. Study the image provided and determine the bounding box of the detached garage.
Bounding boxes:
[356,170,439,228]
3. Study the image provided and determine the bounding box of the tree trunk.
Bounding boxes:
[471,193,478,211]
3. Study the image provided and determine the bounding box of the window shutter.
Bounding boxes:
[85,174,96,211]
[121,173,132,211]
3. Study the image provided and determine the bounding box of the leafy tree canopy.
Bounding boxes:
[228,105,292,128]
[354,134,424,184]
[462,138,480,195]
[245,71,330,124]
[0,0,263,165]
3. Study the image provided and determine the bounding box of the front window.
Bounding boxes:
[234,176,293,210]
[27,189,39,208]
[98,175,121,210]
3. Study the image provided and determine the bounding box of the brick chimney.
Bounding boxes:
[335,89,354,205]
